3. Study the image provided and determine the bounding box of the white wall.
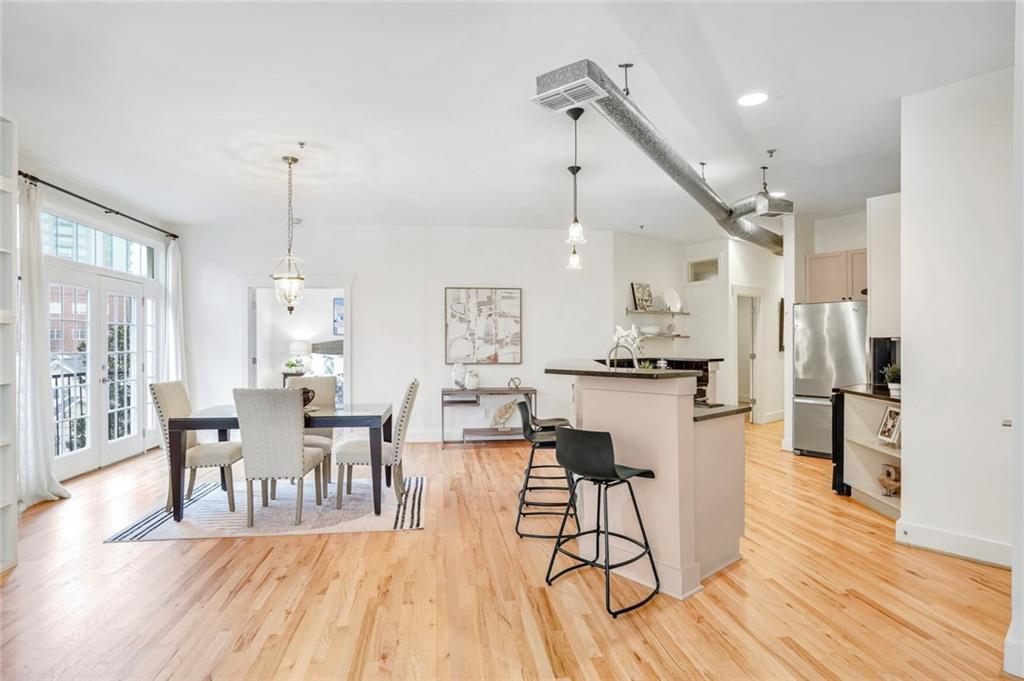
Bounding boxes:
[898,68,1015,566]
[611,232,688,357]
[181,224,613,441]
[813,212,867,253]
[1006,7,1024,674]
[678,240,731,399]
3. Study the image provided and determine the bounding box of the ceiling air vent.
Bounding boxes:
[530,76,608,111]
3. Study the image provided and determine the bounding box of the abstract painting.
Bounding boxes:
[445,287,522,364]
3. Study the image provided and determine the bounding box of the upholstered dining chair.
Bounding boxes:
[232,388,324,526]
[332,378,419,508]
[151,380,243,512]
[284,375,337,489]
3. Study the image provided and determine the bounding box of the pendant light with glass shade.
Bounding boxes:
[271,154,305,314]
[565,106,585,270]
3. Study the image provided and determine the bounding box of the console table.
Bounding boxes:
[441,387,537,447]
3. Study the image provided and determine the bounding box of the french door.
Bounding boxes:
[48,268,149,480]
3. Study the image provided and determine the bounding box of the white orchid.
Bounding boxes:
[612,324,641,352]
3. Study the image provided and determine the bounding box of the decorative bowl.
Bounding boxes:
[639,325,661,335]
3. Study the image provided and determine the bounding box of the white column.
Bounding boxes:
[1005,2,1024,676]
[781,214,814,451]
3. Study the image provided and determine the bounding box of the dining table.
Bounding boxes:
[166,402,393,521]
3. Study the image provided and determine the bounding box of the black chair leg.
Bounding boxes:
[626,480,660,595]
[516,444,577,540]
[545,478,659,618]
[545,476,581,584]
[603,483,614,616]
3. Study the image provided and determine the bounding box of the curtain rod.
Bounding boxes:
[18,170,179,240]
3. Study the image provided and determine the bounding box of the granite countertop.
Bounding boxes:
[693,404,753,422]
[544,359,702,380]
[836,384,900,403]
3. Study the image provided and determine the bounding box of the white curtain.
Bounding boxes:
[17,183,69,508]
[162,239,186,384]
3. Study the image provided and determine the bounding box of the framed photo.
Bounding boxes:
[332,297,344,336]
[631,282,654,311]
[444,287,522,364]
[877,405,902,444]
[778,298,785,351]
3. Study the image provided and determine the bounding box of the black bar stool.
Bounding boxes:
[514,400,578,539]
[545,426,659,618]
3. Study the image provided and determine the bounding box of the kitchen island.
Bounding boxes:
[545,359,750,599]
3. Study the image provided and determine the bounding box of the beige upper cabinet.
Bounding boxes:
[866,193,901,337]
[849,249,868,301]
[805,249,867,303]
[805,251,850,303]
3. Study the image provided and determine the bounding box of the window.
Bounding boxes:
[144,298,156,432]
[49,284,90,457]
[106,293,138,441]
[41,212,155,278]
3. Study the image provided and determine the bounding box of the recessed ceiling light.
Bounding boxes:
[770,191,786,198]
[738,92,768,107]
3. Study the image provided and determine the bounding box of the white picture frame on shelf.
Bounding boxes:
[877,405,901,444]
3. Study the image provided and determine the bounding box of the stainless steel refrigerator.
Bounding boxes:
[792,301,868,457]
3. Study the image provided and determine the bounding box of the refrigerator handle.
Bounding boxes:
[794,396,833,406]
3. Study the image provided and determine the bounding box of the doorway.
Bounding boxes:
[47,269,156,480]
[247,286,348,405]
[736,295,759,423]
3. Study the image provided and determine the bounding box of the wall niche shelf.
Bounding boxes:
[639,333,691,340]
[626,309,690,317]
[845,435,900,459]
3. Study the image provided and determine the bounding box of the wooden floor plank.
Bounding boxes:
[0,421,1011,679]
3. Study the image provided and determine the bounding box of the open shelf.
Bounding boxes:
[845,435,900,459]
[626,309,690,317]
[461,427,523,442]
[640,333,691,340]
[854,484,901,511]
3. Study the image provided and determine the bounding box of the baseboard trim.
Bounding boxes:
[895,519,1011,568]
[1005,624,1024,677]
[781,438,793,452]
[761,410,784,423]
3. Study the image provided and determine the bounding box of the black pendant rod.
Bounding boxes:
[567,106,584,222]
[18,170,179,240]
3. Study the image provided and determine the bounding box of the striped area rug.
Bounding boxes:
[106,475,426,542]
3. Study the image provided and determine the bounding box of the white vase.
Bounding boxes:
[451,363,466,389]
[464,370,480,390]
[888,383,901,398]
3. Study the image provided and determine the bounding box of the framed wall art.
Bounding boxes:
[444,287,522,364]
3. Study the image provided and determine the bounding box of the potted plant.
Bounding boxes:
[882,362,901,398]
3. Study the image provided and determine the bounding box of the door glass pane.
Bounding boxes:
[48,284,90,457]
[145,298,156,431]
[106,293,138,442]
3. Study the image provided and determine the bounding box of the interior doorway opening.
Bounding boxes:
[736,294,759,423]
[248,287,347,406]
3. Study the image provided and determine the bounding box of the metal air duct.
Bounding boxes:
[534,59,787,255]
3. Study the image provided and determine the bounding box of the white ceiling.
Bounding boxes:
[2,2,1014,243]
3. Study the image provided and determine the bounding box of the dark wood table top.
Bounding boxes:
[169,403,393,429]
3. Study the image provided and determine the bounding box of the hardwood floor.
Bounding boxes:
[1,421,1011,679]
